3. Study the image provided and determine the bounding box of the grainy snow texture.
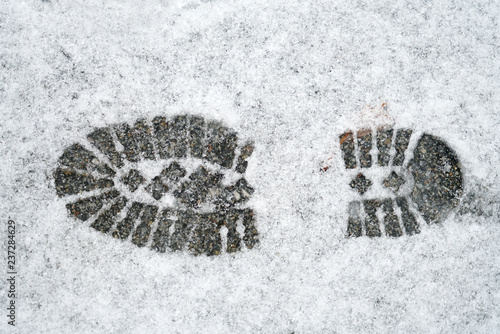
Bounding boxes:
[1,0,500,333]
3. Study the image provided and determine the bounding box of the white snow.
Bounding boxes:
[1,0,500,333]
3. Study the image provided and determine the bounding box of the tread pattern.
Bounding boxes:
[54,114,258,255]
[339,127,463,238]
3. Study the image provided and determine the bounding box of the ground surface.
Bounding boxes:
[1,0,500,333]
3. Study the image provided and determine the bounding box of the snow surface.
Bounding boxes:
[1,0,500,332]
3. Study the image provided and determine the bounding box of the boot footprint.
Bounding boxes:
[338,127,463,237]
[54,115,258,255]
